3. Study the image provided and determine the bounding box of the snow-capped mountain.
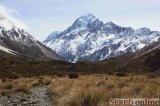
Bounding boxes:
[0,13,62,60]
[43,14,160,63]
[43,31,61,46]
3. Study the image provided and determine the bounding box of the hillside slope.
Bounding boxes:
[0,13,62,61]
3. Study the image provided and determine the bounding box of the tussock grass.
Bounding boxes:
[48,74,160,106]
[0,74,159,106]
[0,76,53,96]
[1,82,13,90]
[13,83,30,94]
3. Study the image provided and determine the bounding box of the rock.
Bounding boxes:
[69,73,79,79]
[20,98,27,102]
[21,101,28,105]
[13,103,18,106]
[12,99,20,103]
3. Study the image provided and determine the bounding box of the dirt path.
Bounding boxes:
[31,85,53,106]
[0,85,53,106]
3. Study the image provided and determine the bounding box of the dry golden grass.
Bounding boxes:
[48,74,160,106]
[0,76,53,96]
[0,74,159,106]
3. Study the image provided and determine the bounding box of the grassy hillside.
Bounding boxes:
[0,42,160,79]
[0,52,73,78]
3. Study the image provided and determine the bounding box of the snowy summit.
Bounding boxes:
[43,14,160,63]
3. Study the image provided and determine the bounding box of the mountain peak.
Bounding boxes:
[68,13,103,31]
[76,13,98,23]
[76,14,98,24]
[105,22,117,28]
[135,27,151,35]
[79,13,95,19]
[44,14,160,63]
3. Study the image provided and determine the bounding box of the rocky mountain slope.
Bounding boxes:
[71,38,160,75]
[43,14,160,63]
[132,39,160,71]
[0,13,62,61]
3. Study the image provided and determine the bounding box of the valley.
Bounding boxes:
[0,3,159,106]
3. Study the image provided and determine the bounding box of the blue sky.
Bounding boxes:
[0,0,160,41]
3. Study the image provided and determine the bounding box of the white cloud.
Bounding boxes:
[0,4,27,30]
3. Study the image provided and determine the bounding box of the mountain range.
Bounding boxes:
[0,13,160,78]
[0,13,62,61]
[43,14,160,63]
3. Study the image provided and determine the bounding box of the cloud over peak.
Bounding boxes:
[0,4,27,30]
